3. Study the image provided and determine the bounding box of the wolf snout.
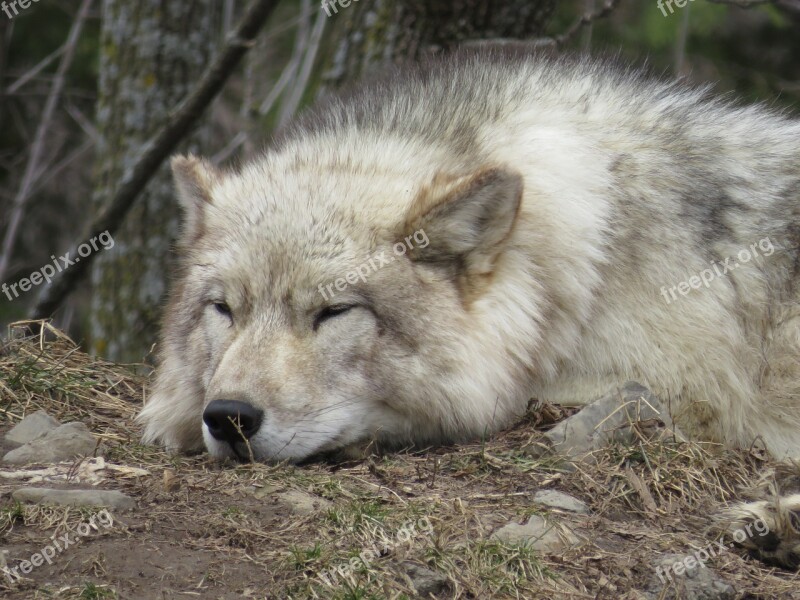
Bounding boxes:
[203,399,264,444]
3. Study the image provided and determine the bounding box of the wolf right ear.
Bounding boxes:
[171,154,219,241]
[402,167,523,294]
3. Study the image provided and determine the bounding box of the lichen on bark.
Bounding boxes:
[90,0,222,362]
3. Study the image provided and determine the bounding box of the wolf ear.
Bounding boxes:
[403,167,523,288]
[171,154,219,241]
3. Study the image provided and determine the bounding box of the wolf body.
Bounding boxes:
[137,50,800,565]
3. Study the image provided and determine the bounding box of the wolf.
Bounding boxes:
[137,50,800,565]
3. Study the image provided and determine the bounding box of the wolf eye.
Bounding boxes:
[313,305,355,331]
[213,302,232,319]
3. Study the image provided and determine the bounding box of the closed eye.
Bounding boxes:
[313,305,355,331]
[213,302,232,319]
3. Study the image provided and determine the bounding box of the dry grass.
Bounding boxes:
[1,321,799,599]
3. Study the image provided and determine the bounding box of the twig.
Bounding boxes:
[29,139,94,197]
[276,0,312,127]
[0,0,93,281]
[257,15,309,115]
[211,131,249,164]
[7,44,67,94]
[674,3,691,76]
[216,4,314,163]
[706,0,771,6]
[581,0,596,52]
[30,0,283,320]
[214,10,314,163]
[708,0,800,13]
[66,102,100,142]
[553,0,622,47]
[463,0,622,51]
[277,4,325,127]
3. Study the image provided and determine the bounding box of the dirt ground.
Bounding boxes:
[1,323,799,599]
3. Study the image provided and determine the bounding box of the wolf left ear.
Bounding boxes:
[171,154,219,241]
[403,167,523,288]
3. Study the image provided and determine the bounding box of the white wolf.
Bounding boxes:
[137,51,800,565]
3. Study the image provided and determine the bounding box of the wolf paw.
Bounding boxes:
[718,493,800,569]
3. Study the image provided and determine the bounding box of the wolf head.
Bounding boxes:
[136,146,531,462]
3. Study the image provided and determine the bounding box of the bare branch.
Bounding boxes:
[0,0,93,281]
[29,139,94,198]
[674,3,691,75]
[706,0,771,6]
[7,44,67,94]
[581,0,596,51]
[211,131,248,164]
[465,0,622,51]
[278,2,326,128]
[214,9,317,164]
[256,14,315,116]
[707,0,800,14]
[66,102,100,143]
[553,0,622,47]
[276,0,312,127]
[31,0,283,320]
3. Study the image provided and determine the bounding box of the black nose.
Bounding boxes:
[203,400,264,444]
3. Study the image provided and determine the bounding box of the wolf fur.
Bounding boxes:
[137,51,800,565]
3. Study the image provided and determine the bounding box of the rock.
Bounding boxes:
[491,514,580,553]
[646,553,735,600]
[275,489,331,516]
[401,562,449,596]
[526,382,684,461]
[5,410,61,447]
[251,484,282,499]
[12,487,135,510]
[162,468,180,492]
[3,422,97,465]
[533,490,590,514]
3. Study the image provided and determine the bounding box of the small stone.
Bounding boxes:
[275,489,331,516]
[163,468,180,492]
[5,410,61,447]
[533,490,590,514]
[491,514,580,552]
[12,487,135,510]
[401,562,449,596]
[251,484,282,499]
[3,422,96,465]
[646,553,735,600]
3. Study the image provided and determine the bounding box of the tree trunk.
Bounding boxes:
[322,0,558,88]
[90,0,221,362]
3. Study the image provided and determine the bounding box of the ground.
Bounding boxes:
[1,322,799,599]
